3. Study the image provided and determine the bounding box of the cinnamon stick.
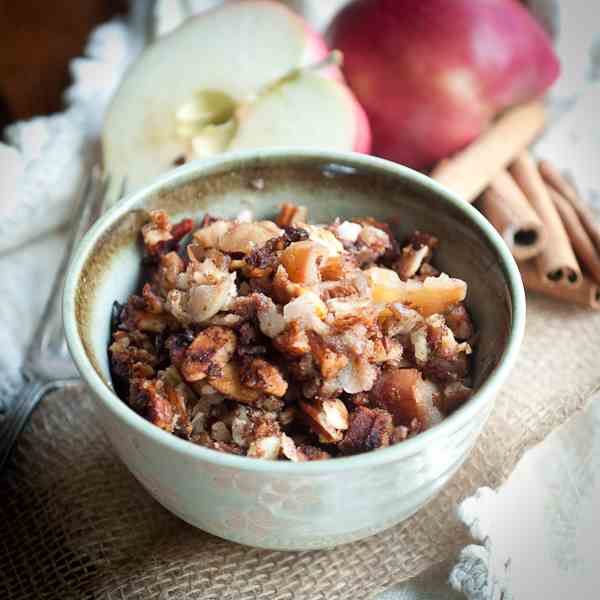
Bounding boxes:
[480,170,546,260]
[539,159,600,251]
[520,262,600,310]
[547,186,600,285]
[510,151,581,286]
[430,101,546,202]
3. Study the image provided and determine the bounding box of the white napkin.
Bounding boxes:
[450,393,600,599]
[0,19,134,255]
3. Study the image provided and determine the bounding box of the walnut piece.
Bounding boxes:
[206,361,262,405]
[181,326,237,382]
[339,406,393,454]
[240,357,288,397]
[299,398,349,443]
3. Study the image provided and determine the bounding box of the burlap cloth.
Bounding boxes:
[2,294,599,600]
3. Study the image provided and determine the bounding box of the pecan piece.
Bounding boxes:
[280,434,331,462]
[206,361,262,405]
[444,303,474,341]
[307,331,348,379]
[439,381,472,414]
[240,357,288,397]
[299,398,349,443]
[143,380,174,431]
[339,407,393,454]
[275,203,308,227]
[164,331,194,368]
[142,210,173,256]
[273,321,310,356]
[395,244,431,280]
[154,251,185,294]
[180,326,237,382]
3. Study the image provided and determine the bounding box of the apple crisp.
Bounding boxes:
[109,205,475,460]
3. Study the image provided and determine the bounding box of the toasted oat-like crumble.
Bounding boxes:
[109,205,475,460]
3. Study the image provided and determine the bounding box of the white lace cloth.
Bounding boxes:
[0,1,599,599]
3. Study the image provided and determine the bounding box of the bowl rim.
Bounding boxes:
[63,147,526,474]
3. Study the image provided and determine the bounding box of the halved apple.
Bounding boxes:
[102,0,370,192]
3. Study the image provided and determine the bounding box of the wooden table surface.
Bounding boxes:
[0,0,127,131]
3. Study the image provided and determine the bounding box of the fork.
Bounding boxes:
[0,169,112,471]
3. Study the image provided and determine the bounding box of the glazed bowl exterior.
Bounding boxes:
[63,149,525,550]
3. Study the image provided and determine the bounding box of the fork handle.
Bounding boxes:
[0,378,76,472]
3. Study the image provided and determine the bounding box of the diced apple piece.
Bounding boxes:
[369,368,442,429]
[366,267,466,316]
[279,240,328,285]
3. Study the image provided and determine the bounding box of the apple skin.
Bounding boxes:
[328,0,560,169]
[294,5,371,152]
[103,0,372,192]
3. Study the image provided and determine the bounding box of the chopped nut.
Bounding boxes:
[276,203,308,227]
[300,398,348,443]
[155,251,185,294]
[339,407,393,454]
[142,284,164,314]
[181,326,237,382]
[396,244,430,280]
[307,331,349,379]
[444,303,474,340]
[211,421,232,443]
[240,357,288,397]
[142,210,173,256]
[247,435,282,460]
[207,361,262,405]
[273,321,311,356]
[280,434,330,461]
[391,425,410,444]
[144,380,174,432]
[439,381,472,414]
[410,325,429,366]
[253,293,286,338]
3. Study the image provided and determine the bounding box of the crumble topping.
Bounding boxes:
[109,204,475,460]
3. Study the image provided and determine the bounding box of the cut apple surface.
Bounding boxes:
[103,0,370,192]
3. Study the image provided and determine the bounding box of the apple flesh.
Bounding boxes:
[328,0,560,170]
[103,0,370,192]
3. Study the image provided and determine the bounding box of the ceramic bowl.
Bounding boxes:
[63,148,525,550]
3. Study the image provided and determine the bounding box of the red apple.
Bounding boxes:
[103,0,371,192]
[328,0,560,170]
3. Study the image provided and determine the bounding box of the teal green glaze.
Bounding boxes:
[63,148,525,549]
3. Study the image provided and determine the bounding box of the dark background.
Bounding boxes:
[0,0,128,131]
